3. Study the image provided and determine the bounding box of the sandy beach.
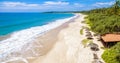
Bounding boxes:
[31,14,86,63]
[2,13,104,63]
[26,13,104,63]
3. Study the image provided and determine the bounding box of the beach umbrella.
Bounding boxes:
[86,33,91,36]
[96,35,101,41]
[92,60,103,63]
[93,53,98,59]
[85,28,90,31]
[86,31,91,34]
[88,43,99,51]
[92,53,103,63]
[87,36,93,39]
[86,33,93,39]
[86,32,92,36]
[88,43,98,47]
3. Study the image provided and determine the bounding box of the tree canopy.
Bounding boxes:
[82,1,120,35]
[81,1,120,63]
[102,42,120,63]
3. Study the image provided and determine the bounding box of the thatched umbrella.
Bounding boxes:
[88,43,99,51]
[92,60,103,63]
[96,35,101,41]
[87,35,93,39]
[86,33,91,37]
[86,32,92,36]
[93,53,98,59]
[86,33,93,39]
[86,31,91,34]
[92,53,103,63]
[85,29,89,31]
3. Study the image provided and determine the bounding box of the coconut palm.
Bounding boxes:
[116,0,120,6]
[113,0,120,15]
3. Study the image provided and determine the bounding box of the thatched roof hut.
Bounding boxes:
[101,34,120,42]
[101,34,120,47]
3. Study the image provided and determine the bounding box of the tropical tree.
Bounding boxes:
[113,0,120,15]
[116,0,120,6]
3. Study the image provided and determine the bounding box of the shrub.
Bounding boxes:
[82,39,90,47]
[80,28,83,35]
[102,42,120,63]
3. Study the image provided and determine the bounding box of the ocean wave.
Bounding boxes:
[0,14,78,63]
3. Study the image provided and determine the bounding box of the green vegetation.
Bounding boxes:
[100,47,108,50]
[81,1,120,63]
[81,1,120,35]
[82,39,91,47]
[102,42,120,63]
[80,28,83,35]
[86,13,120,35]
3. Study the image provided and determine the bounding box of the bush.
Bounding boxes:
[82,39,91,47]
[82,5,120,35]
[81,2,120,63]
[87,13,120,35]
[102,42,120,63]
[80,28,83,35]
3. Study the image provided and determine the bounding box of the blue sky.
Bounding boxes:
[0,0,115,12]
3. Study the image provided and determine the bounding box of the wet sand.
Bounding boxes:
[1,13,104,63]
[30,14,93,63]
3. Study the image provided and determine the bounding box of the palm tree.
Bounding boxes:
[113,0,120,15]
[116,0,120,6]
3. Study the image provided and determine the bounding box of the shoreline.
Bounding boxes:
[0,13,75,41]
[33,14,79,56]
[31,13,104,63]
[0,13,105,63]
[0,14,78,63]
[31,13,86,63]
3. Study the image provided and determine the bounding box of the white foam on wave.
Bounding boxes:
[0,14,78,62]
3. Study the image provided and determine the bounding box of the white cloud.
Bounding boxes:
[43,1,69,5]
[93,1,114,7]
[0,1,84,12]
[0,2,39,7]
[73,3,84,7]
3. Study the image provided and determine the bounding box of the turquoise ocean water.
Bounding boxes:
[0,13,77,62]
[0,13,74,36]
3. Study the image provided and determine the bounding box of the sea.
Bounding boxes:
[0,13,76,62]
[0,13,74,36]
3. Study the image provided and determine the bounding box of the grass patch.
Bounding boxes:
[80,28,83,35]
[100,47,108,50]
[82,39,90,48]
[89,40,93,43]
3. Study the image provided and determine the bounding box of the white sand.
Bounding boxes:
[32,14,100,63]
[2,13,104,63]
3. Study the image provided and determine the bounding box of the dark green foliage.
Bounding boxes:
[87,14,120,35]
[81,2,120,35]
[82,1,120,15]
[81,1,120,63]
[102,42,120,63]
[116,54,120,62]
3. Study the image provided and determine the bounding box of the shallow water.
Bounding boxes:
[0,13,77,63]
